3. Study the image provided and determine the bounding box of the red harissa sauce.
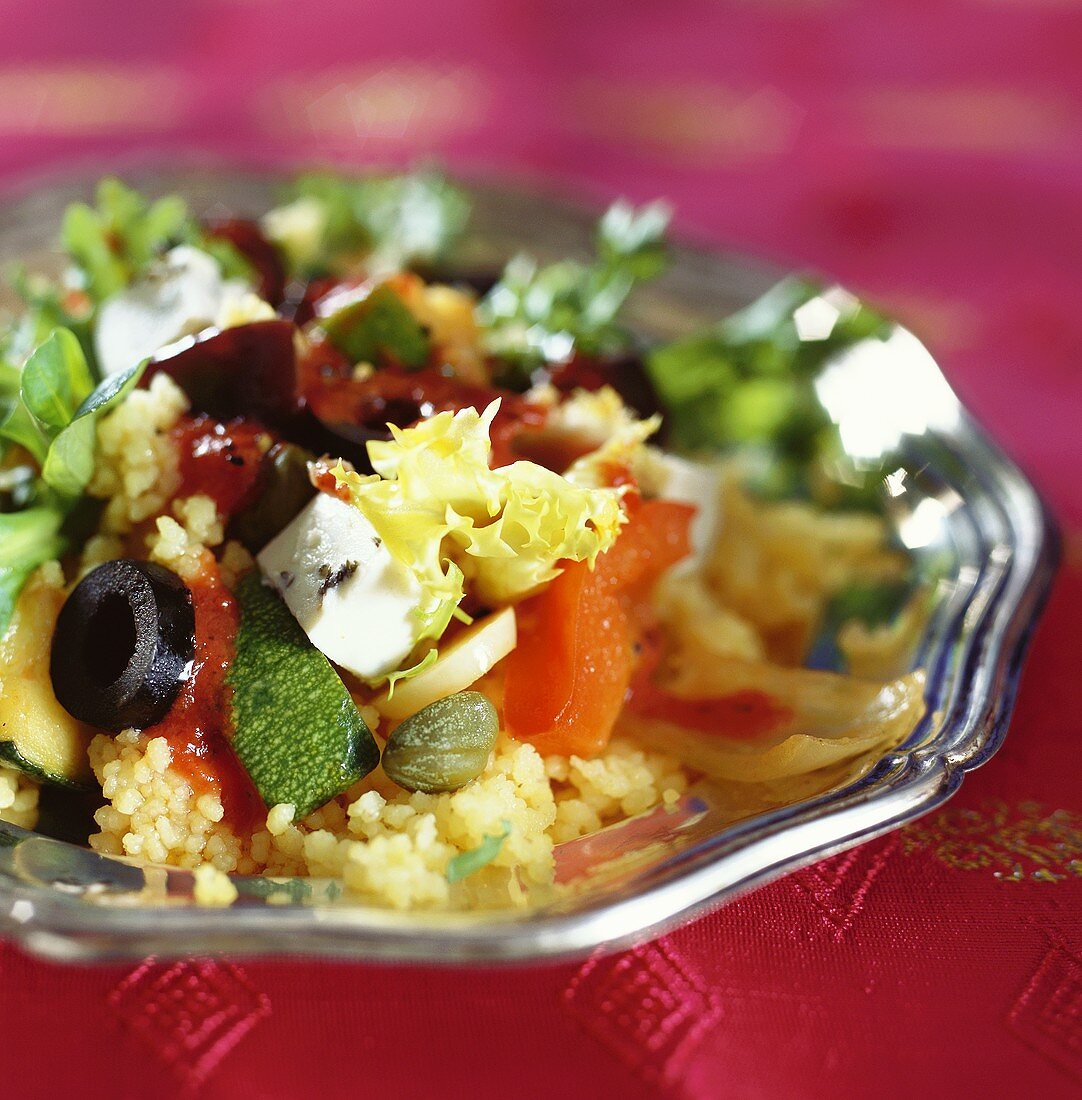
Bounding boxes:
[171,414,269,517]
[143,566,263,832]
[626,633,793,741]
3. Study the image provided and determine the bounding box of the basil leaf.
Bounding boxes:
[446,821,511,883]
[41,358,146,497]
[321,284,431,368]
[0,506,66,634]
[20,329,94,435]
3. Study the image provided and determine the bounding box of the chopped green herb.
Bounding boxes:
[646,278,896,509]
[320,283,431,368]
[288,169,470,274]
[446,820,512,883]
[62,178,190,303]
[479,199,671,380]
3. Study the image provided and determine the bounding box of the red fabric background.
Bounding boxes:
[0,2,1080,1096]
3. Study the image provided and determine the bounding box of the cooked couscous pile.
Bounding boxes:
[0,173,924,911]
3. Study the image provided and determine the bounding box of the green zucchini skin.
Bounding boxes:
[227,572,380,818]
[0,740,93,790]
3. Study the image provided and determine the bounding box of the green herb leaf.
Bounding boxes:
[41,358,146,497]
[321,283,431,368]
[62,178,191,302]
[20,329,95,434]
[198,234,257,284]
[287,169,470,274]
[353,170,471,273]
[597,199,671,281]
[0,506,66,634]
[446,821,512,883]
[829,580,914,630]
[480,200,671,379]
[645,279,893,508]
[0,398,49,465]
[7,268,95,371]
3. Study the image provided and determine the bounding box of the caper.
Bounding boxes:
[381,691,499,793]
[229,442,316,552]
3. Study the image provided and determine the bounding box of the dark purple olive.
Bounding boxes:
[143,320,300,426]
[205,218,287,306]
[50,560,195,732]
[280,409,383,475]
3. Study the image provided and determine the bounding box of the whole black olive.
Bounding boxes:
[50,560,196,733]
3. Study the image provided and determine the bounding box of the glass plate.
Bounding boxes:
[0,168,1058,963]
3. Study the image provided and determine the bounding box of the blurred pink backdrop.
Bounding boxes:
[0,0,1080,529]
[1,6,1082,1098]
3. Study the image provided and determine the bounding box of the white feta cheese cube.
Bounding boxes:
[256,492,424,682]
[94,245,259,376]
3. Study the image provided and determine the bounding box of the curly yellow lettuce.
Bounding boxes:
[332,401,627,642]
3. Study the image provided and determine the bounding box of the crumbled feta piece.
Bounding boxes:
[94,245,267,376]
[257,493,425,682]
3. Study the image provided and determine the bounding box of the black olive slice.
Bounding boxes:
[50,560,196,733]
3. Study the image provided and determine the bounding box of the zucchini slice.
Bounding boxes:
[228,572,380,818]
[0,572,94,788]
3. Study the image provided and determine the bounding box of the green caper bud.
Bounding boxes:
[229,443,316,552]
[382,691,499,793]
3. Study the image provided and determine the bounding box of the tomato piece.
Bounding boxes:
[504,498,695,757]
[504,560,633,757]
[172,415,270,517]
[596,498,696,598]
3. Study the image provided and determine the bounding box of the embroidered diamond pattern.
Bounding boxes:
[1009,944,1082,1082]
[109,960,271,1089]
[564,938,722,1087]
[789,835,897,941]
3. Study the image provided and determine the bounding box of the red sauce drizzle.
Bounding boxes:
[144,566,263,832]
[171,415,269,517]
[626,633,794,741]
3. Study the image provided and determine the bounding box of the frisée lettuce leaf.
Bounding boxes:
[331,401,627,641]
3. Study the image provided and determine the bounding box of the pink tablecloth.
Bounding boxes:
[0,2,1080,1096]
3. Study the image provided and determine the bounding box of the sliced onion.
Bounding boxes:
[375,607,517,721]
[620,665,925,783]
